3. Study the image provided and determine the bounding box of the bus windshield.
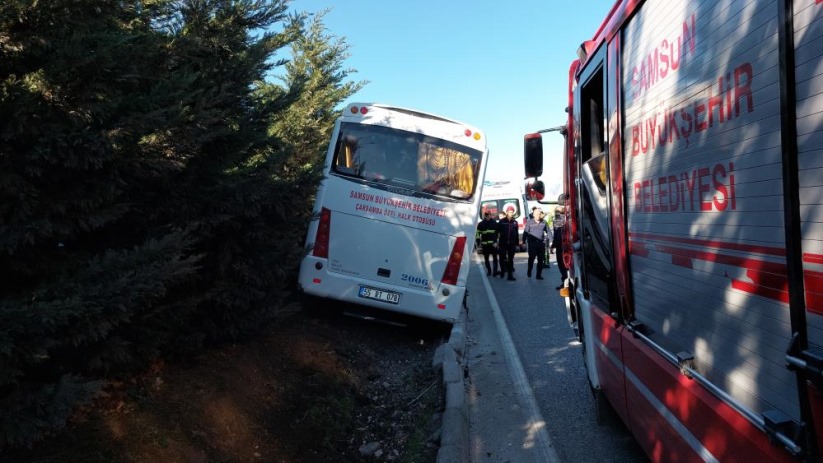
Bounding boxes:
[331,122,482,200]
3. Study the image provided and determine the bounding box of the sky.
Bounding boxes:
[289,0,618,189]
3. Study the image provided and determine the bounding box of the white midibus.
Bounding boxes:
[298,103,488,323]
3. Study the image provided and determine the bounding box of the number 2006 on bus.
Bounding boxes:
[358,286,400,304]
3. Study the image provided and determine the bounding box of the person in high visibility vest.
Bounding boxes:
[476,211,500,276]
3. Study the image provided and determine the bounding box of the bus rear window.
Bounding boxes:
[331,122,482,201]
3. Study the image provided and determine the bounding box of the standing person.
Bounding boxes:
[542,209,552,268]
[550,205,568,289]
[476,211,500,276]
[496,211,507,277]
[497,209,519,281]
[523,208,549,279]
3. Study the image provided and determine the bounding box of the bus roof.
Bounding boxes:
[340,103,486,152]
[342,102,482,134]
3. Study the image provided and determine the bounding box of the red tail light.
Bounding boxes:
[312,207,331,258]
[441,236,467,285]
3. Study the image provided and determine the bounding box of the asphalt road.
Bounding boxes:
[481,251,649,463]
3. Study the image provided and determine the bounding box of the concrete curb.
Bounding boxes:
[433,303,469,463]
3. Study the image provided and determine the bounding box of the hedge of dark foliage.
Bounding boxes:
[0,0,363,449]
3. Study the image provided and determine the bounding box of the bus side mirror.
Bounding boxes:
[524,133,543,178]
[525,180,545,200]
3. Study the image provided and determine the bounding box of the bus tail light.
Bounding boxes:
[312,207,331,258]
[441,236,467,285]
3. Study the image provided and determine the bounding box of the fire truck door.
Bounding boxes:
[575,49,629,426]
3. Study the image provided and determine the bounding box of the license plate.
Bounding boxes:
[358,286,401,304]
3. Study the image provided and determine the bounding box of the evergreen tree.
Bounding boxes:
[268,8,367,173]
[0,0,352,448]
[0,0,204,447]
[263,8,366,244]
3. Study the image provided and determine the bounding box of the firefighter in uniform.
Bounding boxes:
[476,211,500,276]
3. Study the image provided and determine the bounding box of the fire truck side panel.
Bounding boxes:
[621,333,715,463]
[795,0,823,353]
[795,0,823,452]
[628,252,799,413]
[590,306,631,426]
[621,0,803,431]
[622,329,798,463]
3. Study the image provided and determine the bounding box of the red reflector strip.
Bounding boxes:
[441,236,467,285]
[437,304,446,310]
[312,278,321,284]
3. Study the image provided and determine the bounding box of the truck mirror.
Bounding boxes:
[524,133,543,178]
[525,180,545,200]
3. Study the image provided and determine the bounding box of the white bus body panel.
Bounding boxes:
[299,186,479,322]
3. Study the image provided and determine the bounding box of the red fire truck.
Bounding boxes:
[524,1,823,461]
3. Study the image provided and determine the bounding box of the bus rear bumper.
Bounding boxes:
[298,258,461,323]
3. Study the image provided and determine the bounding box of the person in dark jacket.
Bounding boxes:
[497,209,519,281]
[550,205,569,289]
[476,211,500,276]
[523,208,549,279]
